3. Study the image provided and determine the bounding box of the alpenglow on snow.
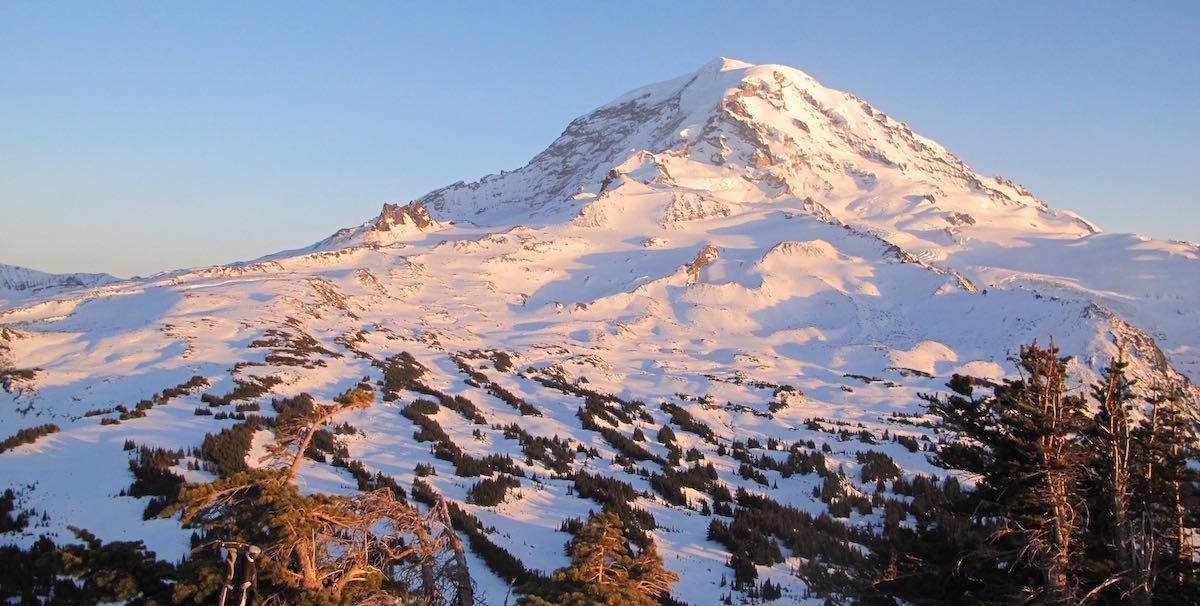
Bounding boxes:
[1,58,1197,606]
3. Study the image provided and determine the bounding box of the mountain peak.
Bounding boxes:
[0,263,119,308]
[700,56,755,72]
[412,59,1094,247]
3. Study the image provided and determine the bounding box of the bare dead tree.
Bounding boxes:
[438,499,475,606]
[175,386,469,605]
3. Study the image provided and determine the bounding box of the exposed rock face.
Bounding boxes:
[312,201,441,250]
[685,243,719,284]
[374,201,435,231]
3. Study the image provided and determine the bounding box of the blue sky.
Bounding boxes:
[2,2,1197,277]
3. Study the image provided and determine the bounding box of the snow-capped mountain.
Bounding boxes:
[0,263,118,308]
[425,58,1095,236]
[1,59,1196,605]
[420,57,1197,382]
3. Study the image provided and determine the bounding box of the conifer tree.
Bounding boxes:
[1079,355,1145,603]
[56,527,175,605]
[921,342,1200,605]
[519,509,678,605]
[1073,355,1200,605]
[1128,384,1200,604]
[926,340,1088,604]
[266,386,374,483]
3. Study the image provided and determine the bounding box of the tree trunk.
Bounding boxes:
[295,530,320,591]
[1174,465,1187,587]
[1098,367,1145,604]
[1035,342,1077,605]
[412,514,440,605]
[439,499,474,606]
[1046,470,1074,604]
[286,408,341,483]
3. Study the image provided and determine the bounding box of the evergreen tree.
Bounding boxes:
[657,425,677,445]
[925,340,1088,604]
[56,527,176,605]
[729,552,758,590]
[760,578,782,601]
[519,509,678,605]
[1128,384,1200,604]
[1077,355,1200,604]
[1079,355,1144,603]
[918,342,1200,605]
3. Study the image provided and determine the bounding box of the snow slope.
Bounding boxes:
[1,58,1197,605]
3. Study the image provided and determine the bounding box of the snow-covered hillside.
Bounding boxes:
[1,58,1197,605]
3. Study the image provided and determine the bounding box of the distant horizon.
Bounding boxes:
[3,3,1197,278]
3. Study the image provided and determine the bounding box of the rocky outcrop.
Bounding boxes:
[685,243,719,284]
[373,201,436,231]
[311,201,442,252]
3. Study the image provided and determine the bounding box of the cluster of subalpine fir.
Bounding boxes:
[880,340,1198,606]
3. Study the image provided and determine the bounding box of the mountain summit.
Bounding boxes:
[421,58,1096,245]
[1,58,1197,606]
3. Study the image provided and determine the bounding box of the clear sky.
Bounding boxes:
[2,2,1197,278]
